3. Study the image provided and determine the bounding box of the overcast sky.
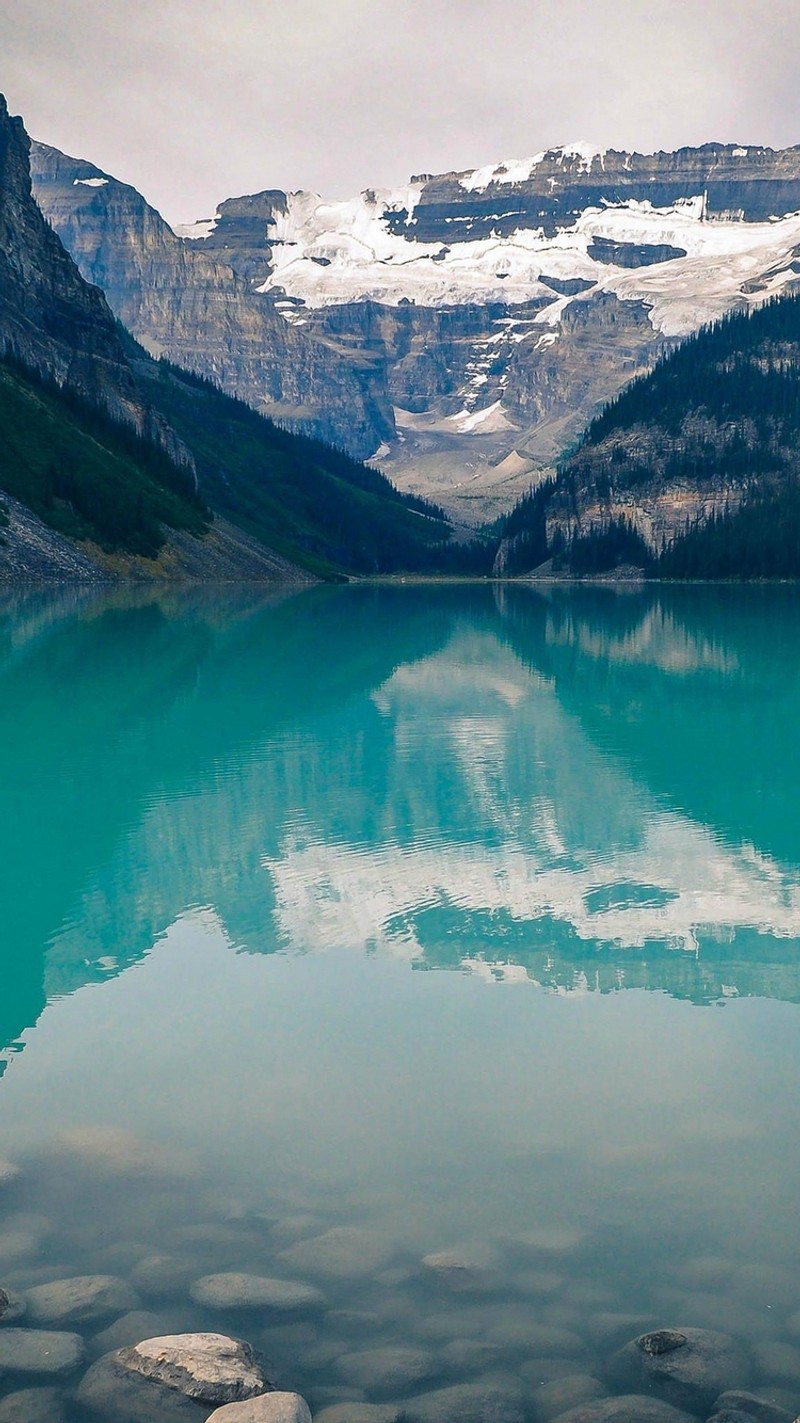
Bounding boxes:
[3,0,800,227]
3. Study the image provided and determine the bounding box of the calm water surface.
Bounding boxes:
[1,583,800,1419]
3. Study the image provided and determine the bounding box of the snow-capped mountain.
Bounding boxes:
[32,141,800,519]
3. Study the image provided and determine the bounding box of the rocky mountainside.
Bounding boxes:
[31,143,393,459]
[0,97,453,581]
[31,138,800,520]
[0,95,191,471]
[496,292,800,578]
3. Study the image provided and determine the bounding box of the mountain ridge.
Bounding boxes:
[32,136,800,519]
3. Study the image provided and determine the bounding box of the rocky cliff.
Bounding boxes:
[30,144,393,458]
[31,138,800,520]
[0,97,191,471]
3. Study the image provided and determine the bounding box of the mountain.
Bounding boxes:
[31,139,800,520]
[0,96,453,580]
[496,292,800,578]
[31,141,394,459]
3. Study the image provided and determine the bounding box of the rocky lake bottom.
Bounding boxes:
[2,583,800,1423]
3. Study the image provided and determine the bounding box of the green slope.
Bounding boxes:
[134,355,453,577]
[0,357,208,556]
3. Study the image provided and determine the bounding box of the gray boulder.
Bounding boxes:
[608,1329,752,1414]
[551,1398,697,1423]
[314,1408,403,1423]
[395,1379,526,1423]
[335,1344,437,1394]
[0,1284,26,1323]
[420,1250,500,1295]
[0,1160,20,1190]
[130,1253,197,1299]
[752,1341,800,1386]
[118,1333,267,1402]
[708,1390,796,1423]
[91,1308,180,1355]
[486,1315,585,1357]
[78,1333,269,1421]
[0,1327,86,1377]
[532,1374,607,1421]
[190,1273,324,1313]
[0,1387,68,1423]
[206,1396,312,1423]
[77,1352,211,1421]
[278,1226,394,1280]
[25,1273,140,1325]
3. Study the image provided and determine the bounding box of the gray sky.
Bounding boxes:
[3,0,800,227]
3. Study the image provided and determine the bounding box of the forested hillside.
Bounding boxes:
[0,356,208,557]
[497,293,800,578]
[133,352,453,577]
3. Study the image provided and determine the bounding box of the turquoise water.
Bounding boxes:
[2,583,800,1419]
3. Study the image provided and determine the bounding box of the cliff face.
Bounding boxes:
[0,98,190,470]
[30,144,394,458]
[30,137,800,518]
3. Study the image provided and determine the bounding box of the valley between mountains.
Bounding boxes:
[4,88,800,581]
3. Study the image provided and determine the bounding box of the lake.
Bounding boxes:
[1,582,800,1423]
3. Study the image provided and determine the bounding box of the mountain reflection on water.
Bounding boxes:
[3,581,800,1067]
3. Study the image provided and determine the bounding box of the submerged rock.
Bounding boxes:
[190,1273,324,1313]
[396,1378,526,1423]
[439,1338,507,1375]
[0,1327,86,1377]
[608,1327,752,1413]
[552,1397,697,1423]
[420,1250,499,1295]
[335,1344,437,1395]
[0,1386,69,1423]
[268,1216,325,1247]
[708,1389,797,1423]
[515,1225,585,1254]
[25,1272,140,1325]
[278,1226,394,1280]
[314,1408,403,1423]
[0,1160,21,1189]
[0,1214,51,1267]
[752,1341,800,1386]
[485,1312,585,1358]
[52,1125,193,1178]
[91,1309,180,1355]
[0,1284,26,1323]
[532,1373,608,1421]
[78,1352,211,1422]
[130,1253,197,1299]
[206,1395,312,1422]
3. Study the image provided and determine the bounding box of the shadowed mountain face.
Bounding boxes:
[0,97,190,467]
[30,139,800,518]
[3,584,800,1071]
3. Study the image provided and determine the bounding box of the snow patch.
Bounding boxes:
[174,215,220,240]
[73,177,108,188]
[459,153,546,193]
[450,401,513,435]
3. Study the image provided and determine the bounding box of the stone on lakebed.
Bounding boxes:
[78,1333,269,1420]
[25,1273,140,1325]
[608,1328,752,1414]
[206,1395,312,1423]
[0,1327,86,1377]
[190,1273,324,1313]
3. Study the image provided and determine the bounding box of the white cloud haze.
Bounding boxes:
[1,0,799,225]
